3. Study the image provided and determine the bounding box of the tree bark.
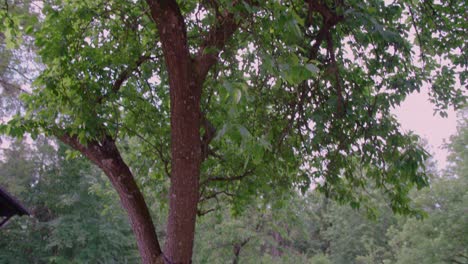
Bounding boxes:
[146,1,201,263]
[59,135,164,264]
[145,1,244,262]
[55,0,244,262]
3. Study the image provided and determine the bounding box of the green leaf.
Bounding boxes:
[305,63,319,74]
[238,125,251,139]
[233,89,242,104]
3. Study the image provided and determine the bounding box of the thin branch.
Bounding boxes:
[97,54,151,103]
[119,123,171,178]
[5,65,34,82]
[326,32,345,117]
[199,190,234,203]
[201,168,254,186]
[0,79,31,95]
[308,25,330,59]
[407,4,427,67]
[306,0,344,59]
[197,208,216,216]
[201,115,216,161]
[112,55,151,92]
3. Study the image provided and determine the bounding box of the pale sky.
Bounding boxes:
[393,89,458,170]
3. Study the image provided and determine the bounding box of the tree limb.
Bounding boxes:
[201,169,254,186]
[145,0,193,88]
[199,190,234,203]
[326,32,345,117]
[201,115,216,161]
[306,0,344,59]
[112,54,151,93]
[193,9,239,84]
[56,132,163,264]
[193,0,260,84]
[197,208,216,216]
[96,54,151,104]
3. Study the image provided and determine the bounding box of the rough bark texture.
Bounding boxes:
[146,1,201,263]
[42,0,249,262]
[60,0,244,261]
[59,135,163,264]
[144,0,244,262]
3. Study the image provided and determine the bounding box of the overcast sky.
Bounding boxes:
[393,89,459,170]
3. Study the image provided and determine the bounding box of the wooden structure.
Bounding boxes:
[0,186,29,227]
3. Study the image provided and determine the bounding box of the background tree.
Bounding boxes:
[0,139,139,263]
[1,0,466,263]
[388,111,468,264]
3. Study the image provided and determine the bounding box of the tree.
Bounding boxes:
[323,195,396,264]
[388,110,468,264]
[1,0,466,263]
[194,191,316,263]
[0,139,139,263]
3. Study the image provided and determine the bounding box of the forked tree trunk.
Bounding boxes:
[62,0,241,262]
[147,1,202,263]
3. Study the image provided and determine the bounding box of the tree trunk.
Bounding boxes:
[165,45,201,263]
[58,0,241,261]
[232,245,241,264]
[146,1,202,263]
[97,141,164,264]
[144,0,242,262]
[164,80,201,263]
[232,238,250,264]
[59,135,164,264]
[163,43,201,263]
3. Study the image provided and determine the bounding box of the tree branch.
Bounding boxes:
[112,54,151,92]
[197,208,216,216]
[193,9,239,84]
[119,123,171,178]
[56,132,164,264]
[308,25,330,59]
[0,79,31,95]
[201,115,216,161]
[307,0,342,23]
[407,4,427,67]
[326,32,345,117]
[201,169,254,186]
[193,0,259,84]
[145,0,193,88]
[232,236,251,264]
[56,132,101,162]
[306,0,344,59]
[199,190,234,203]
[96,54,151,104]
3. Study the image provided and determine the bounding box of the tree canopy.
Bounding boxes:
[1,0,466,263]
[1,115,466,263]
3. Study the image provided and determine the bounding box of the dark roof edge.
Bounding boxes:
[0,185,30,216]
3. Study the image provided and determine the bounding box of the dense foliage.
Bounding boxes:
[1,0,466,262]
[0,113,466,263]
[0,140,138,263]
